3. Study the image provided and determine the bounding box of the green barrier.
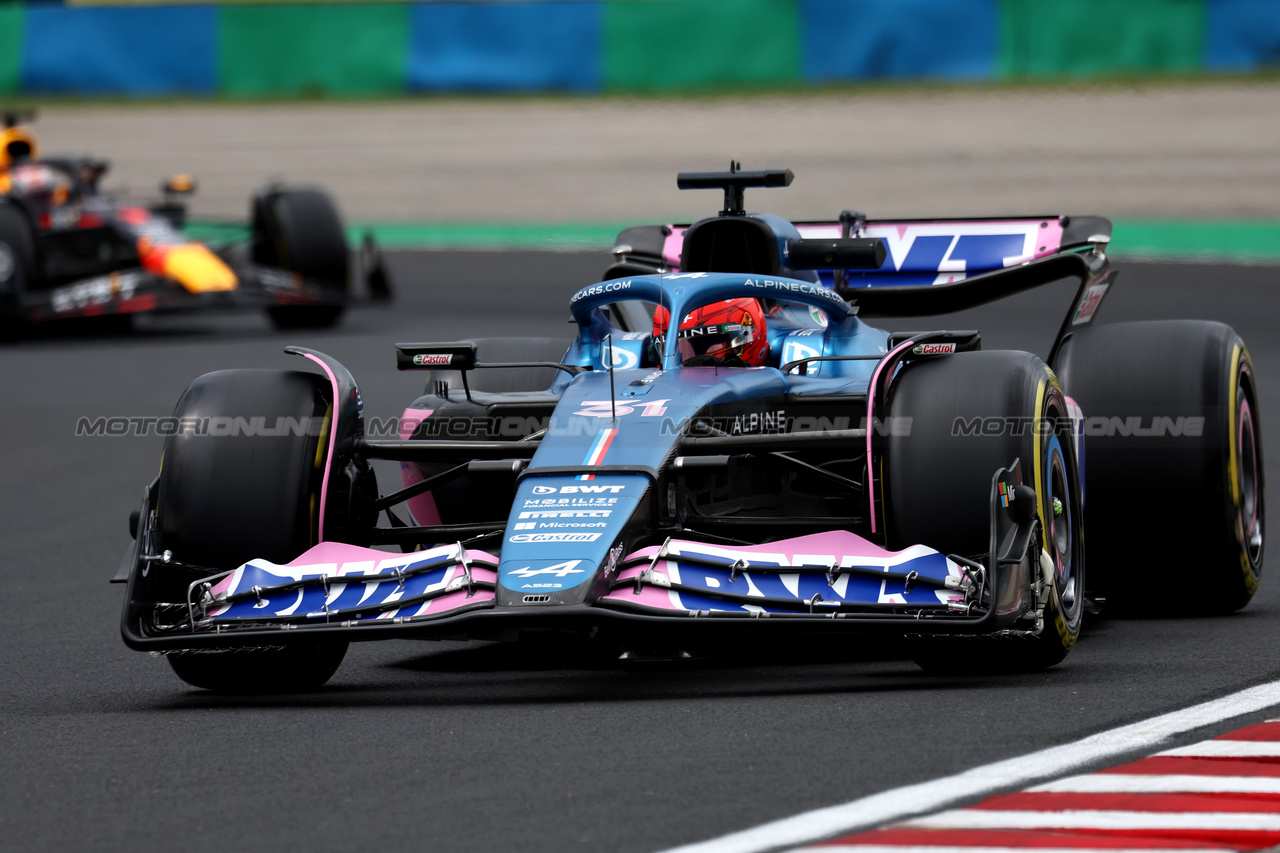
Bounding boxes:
[187,219,1280,261]
[1112,220,1280,262]
[217,3,410,97]
[603,0,800,92]
[999,0,1205,78]
[0,3,23,95]
[185,220,631,250]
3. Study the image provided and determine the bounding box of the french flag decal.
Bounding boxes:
[580,428,618,480]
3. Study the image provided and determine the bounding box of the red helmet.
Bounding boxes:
[652,297,770,367]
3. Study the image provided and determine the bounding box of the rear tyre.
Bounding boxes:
[253,188,349,329]
[884,351,1085,673]
[0,202,35,342]
[1054,320,1263,614]
[154,368,348,691]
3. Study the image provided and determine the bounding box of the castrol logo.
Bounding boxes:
[912,343,956,355]
[412,353,453,366]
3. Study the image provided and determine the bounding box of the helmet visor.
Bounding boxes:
[674,323,754,360]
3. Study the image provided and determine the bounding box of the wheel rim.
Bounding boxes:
[1045,433,1076,608]
[1039,417,1080,625]
[1239,393,1263,565]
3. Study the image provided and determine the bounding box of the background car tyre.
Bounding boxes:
[0,201,35,341]
[1054,320,1263,615]
[154,368,348,691]
[252,187,349,329]
[884,351,1086,672]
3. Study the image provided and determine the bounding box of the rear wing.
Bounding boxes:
[610,215,1111,283]
[606,214,1115,365]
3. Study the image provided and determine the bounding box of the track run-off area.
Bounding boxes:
[0,249,1277,852]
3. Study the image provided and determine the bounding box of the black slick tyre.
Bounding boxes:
[1054,320,1263,614]
[154,368,347,691]
[0,201,35,341]
[253,188,349,329]
[884,351,1085,673]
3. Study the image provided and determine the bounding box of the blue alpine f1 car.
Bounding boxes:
[116,168,1264,691]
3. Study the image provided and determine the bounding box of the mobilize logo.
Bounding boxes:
[912,343,956,355]
[508,560,587,578]
[531,484,626,495]
[412,353,452,366]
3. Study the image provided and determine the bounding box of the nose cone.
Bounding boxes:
[496,474,646,607]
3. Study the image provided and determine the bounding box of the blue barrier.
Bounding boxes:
[1206,0,1280,70]
[408,1,600,92]
[21,4,216,95]
[7,1,1280,98]
[801,0,998,82]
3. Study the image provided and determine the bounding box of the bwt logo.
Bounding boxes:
[412,353,452,366]
[531,484,626,495]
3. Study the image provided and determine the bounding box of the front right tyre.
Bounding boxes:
[884,350,1086,672]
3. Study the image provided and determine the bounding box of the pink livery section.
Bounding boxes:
[202,542,496,624]
[601,531,972,615]
[399,406,442,526]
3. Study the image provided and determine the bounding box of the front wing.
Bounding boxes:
[23,263,342,324]
[119,465,1042,651]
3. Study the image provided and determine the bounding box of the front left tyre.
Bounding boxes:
[153,368,348,691]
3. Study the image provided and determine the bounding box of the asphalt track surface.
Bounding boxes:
[2,251,1279,852]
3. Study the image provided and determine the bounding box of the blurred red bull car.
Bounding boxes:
[0,110,388,339]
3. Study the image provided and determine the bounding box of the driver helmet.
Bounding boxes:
[7,162,67,207]
[652,297,770,367]
[0,126,39,197]
[0,126,38,171]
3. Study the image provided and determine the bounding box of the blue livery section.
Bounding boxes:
[207,547,475,623]
[666,548,959,613]
[499,474,645,596]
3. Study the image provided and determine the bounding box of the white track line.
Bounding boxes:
[904,809,1280,831]
[657,680,1280,853]
[1157,740,1280,757]
[817,848,1229,853]
[1033,773,1280,794]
